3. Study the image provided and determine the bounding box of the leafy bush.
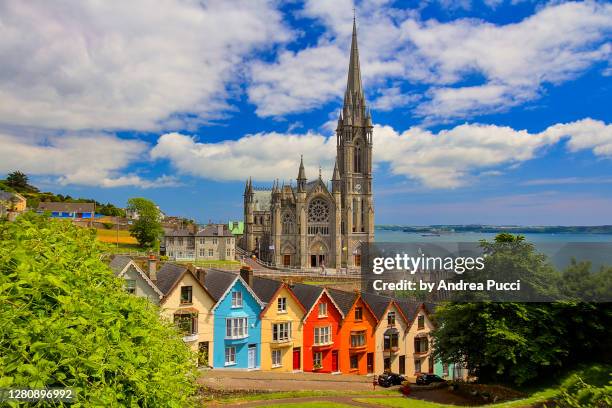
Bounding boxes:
[0,213,197,407]
[557,365,612,407]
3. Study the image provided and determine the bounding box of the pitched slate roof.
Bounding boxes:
[290,282,324,312]
[396,300,421,323]
[165,229,195,237]
[360,291,395,320]
[327,288,358,316]
[202,269,239,301]
[251,276,282,304]
[196,224,233,237]
[155,263,189,296]
[109,255,132,276]
[38,201,95,213]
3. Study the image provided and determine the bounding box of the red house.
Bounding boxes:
[291,283,344,373]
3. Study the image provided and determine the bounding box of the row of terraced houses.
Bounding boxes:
[109,255,466,381]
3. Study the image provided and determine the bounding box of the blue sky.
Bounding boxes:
[0,0,611,225]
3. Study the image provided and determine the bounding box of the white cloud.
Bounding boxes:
[248,1,611,120]
[152,118,612,188]
[0,0,291,131]
[150,132,337,182]
[0,131,174,187]
[371,87,420,111]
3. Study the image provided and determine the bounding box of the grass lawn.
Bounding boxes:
[203,389,398,404]
[179,259,241,268]
[96,228,138,244]
[264,402,356,408]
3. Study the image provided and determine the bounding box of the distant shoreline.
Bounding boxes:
[376,225,612,234]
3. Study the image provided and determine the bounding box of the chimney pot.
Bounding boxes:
[148,255,157,282]
[240,265,254,288]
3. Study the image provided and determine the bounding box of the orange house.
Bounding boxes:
[292,283,344,373]
[328,289,378,375]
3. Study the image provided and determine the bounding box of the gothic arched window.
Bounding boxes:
[307,198,330,235]
[282,212,295,234]
[354,140,362,173]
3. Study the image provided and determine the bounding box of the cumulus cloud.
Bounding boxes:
[150,132,337,182]
[0,0,291,131]
[152,118,612,188]
[0,131,176,188]
[248,1,611,120]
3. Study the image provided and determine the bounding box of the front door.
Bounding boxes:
[198,342,209,366]
[283,254,291,266]
[248,345,256,369]
[354,254,361,266]
[331,351,338,372]
[311,255,317,267]
[399,355,405,375]
[367,352,374,374]
[292,348,301,370]
[428,356,434,373]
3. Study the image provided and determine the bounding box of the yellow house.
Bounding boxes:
[401,302,436,381]
[252,277,306,372]
[155,263,216,367]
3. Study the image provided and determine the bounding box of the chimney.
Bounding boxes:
[194,267,206,286]
[148,254,157,282]
[240,265,253,288]
[217,224,224,236]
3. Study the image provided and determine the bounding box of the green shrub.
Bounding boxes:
[558,366,612,407]
[0,213,197,407]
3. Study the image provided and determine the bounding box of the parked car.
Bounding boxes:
[416,374,446,385]
[378,372,405,387]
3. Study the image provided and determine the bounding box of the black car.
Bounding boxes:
[378,372,405,387]
[416,374,446,385]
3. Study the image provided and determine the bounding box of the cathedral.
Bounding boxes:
[242,20,374,269]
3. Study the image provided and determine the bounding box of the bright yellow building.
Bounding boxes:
[156,263,216,367]
[253,277,306,372]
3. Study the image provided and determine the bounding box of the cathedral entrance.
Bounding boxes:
[310,254,325,267]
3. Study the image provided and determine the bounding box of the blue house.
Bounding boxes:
[37,202,95,221]
[203,268,264,369]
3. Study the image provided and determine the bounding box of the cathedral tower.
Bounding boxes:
[336,18,374,267]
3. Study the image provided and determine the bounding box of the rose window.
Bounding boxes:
[308,199,330,223]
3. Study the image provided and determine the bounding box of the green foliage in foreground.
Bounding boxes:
[557,365,611,407]
[0,213,197,407]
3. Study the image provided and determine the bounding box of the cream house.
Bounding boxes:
[165,224,236,262]
[156,262,216,366]
[109,255,163,305]
[401,302,436,381]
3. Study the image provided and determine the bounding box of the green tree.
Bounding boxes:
[432,233,611,386]
[127,198,163,249]
[5,171,32,191]
[0,213,197,406]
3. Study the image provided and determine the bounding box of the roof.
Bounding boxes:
[196,224,233,237]
[327,288,358,316]
[251,276,283,304]
[396,300,421,323]
[290,283,324,312]
[155,263,189,296]
[165,229,195,237]
[109,255,132,276]
[38,201,95,213]
[360,291,394,320]
[228,221,244,235]
[202,269,239,301]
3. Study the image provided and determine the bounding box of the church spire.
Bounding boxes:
[344,16,365,113]
[297,155,306,192]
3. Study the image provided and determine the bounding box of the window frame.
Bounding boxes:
[354,307,363,321]
[277,297,287,313]
[180,286,193,304]
[231,291,243,308]
[272,349,282,368]
[318,302,327,317]
[225,317,248,339]
[225,346,236,366]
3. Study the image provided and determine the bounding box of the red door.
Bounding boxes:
[331,351,338,372]
[293,348,300,370]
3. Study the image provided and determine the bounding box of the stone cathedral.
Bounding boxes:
[243,20,374,269]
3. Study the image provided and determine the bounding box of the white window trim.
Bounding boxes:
[231,291,243,308]
[318,303,327,318]
[277,297,287,314]
[225,346,236,366]
[225,317,248,339]
[272,349,282,368]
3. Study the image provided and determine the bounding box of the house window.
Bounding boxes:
[178,237,183,246]
[273,322,291,342]
[277,297,287,313]
[208,249,213,257]
[354,307,363,321]
[180,286,193,304]
[174,313,197,335]
[414,358,422,373]
[199,248,205,257]
[199,238,205,244]
[226,238,231,244]
[350,331,366,347]
[225,347,236,366]
[350,354,358,370]
[272,349,282,367]
[387,311,395,326]
[314,326,331,345]
[313,352,322,368]
[231,291,243,308]
[318,303,327,317]
[384,333,399,351]
[418,315,425,329]
[226,317,248,339]
[414,337,429,353]
[125,279,136,294]
[226,248,231,257]
[213,238,218,245]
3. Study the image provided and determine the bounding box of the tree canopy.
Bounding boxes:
[127,198,163,249]
[0,213,197,406]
